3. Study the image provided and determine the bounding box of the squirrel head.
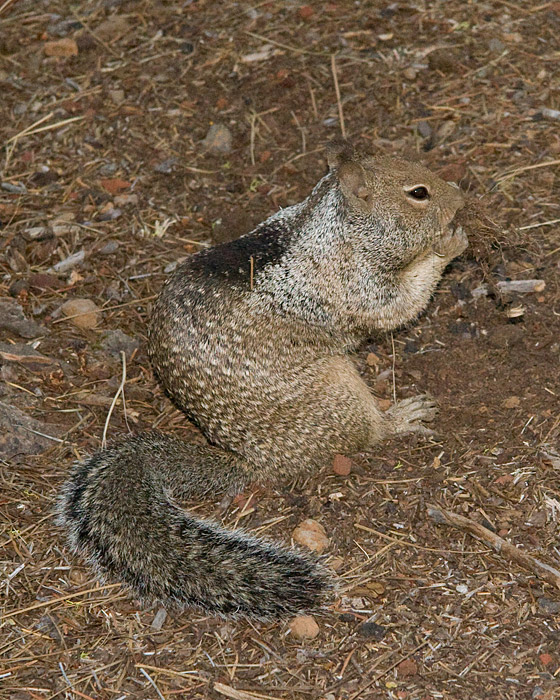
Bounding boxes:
[327,139,464,245]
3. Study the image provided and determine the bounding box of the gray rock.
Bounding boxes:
[36,613,63,642]
[202,124,232,154]
[154,157,178,174]
[538,597,560,615]
[541,107,560,121]
[99,240,120,255]
[0,298,46,338]
[358,621,387,640]
[488,38,505,53]
[48,249,85,274]
[0,401,61,458]
[101,329,140,360]
[1,182,27,194]
[417,120,432,139]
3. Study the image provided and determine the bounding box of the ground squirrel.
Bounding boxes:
[58,140,467,620]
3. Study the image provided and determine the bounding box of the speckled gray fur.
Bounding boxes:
[58,140,467,620]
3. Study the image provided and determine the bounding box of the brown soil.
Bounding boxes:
[1,1,559,699]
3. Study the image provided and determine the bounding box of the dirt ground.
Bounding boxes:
[1,1,560,699]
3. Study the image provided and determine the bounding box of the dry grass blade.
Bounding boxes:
[1,584,123,620]
[101,350,127,448]
[6,115,85,144]
[331,54,346,139]
[494,158,560,182]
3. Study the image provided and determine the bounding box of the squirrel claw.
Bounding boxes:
[386,394,439,437]
[434,225,468,261]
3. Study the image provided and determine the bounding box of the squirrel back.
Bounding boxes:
[58,141,466,619]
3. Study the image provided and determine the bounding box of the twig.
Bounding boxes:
[427,504,560,590]
[330,54,346,139]
[214,683,286,700]
[244,30,328,56]
[102,351,127,449]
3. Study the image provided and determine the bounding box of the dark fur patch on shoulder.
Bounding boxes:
[187,220,289,284]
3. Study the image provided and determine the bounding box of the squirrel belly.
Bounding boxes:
[57,432,332,619]
[58,140,467,620]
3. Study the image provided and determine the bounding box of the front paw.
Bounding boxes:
[434,225,468,261]
[386,394,438,437]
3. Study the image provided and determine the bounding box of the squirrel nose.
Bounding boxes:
[440,195,464,228]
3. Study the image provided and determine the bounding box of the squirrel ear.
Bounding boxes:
[337,160,369,202]
[326,138,357,169]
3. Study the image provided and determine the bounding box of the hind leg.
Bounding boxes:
[237,356,438,479]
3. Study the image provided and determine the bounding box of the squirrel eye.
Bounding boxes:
[407,186,430,200]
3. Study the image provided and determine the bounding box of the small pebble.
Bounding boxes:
[292,519,329,553]
[99,240,120,255]
[36,614,63,642]
[289,615,320,639]
[44,38,78,57]
[397,658,418,678]
[417,120,432,139]
[9,279,29,297]
[114,193,138,206]
[1,181,27,194]
[0,299,45,338]
[488,38,505,52]
[538,597,560,615]
[61,298,100,329]
[154,157,178,174]
[358,621,387,640]
[151,607,167,631]
[542,107,560,121]
[333,454,352,476]
[28,273,63,291]
[101,329,139,360]
[202,123,233,154]
[502,396,520,409]
[428,50,457,74]
[48,249,84,274]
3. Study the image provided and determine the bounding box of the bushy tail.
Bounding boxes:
[57,432,332,619]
